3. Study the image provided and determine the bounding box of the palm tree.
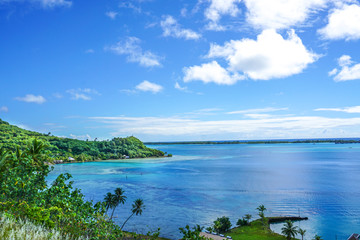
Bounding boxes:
[110,187,127,219]
[312,235,323,240]
[257,205,267,215]
[104,192,114,215]
[259,211,266,230]
[244,214,252,224]
[298,228,306,240]
[26,138,48,166]
[120,198,145,230]
[281,220,298,240]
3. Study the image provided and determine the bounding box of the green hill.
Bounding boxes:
[0,118,164,162]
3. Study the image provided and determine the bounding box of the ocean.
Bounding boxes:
[49,143,360,239]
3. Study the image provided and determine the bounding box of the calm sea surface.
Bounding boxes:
[49,143,360,240]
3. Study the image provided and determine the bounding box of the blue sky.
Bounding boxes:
[1,0,360,141]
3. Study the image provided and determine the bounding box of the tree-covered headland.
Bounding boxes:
[0,118,165,162]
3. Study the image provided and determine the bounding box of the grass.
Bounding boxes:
[225,218,294,240]
[0,212,75,240]
[0,212,170,240]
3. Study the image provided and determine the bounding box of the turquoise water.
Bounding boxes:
[49,143,360,239]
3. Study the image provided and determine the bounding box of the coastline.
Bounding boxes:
[145,138,360,145]
[52,155,172,165]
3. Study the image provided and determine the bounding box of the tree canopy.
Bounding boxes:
[0,118,164,162]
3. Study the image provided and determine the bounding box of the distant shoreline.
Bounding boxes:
[145,138,360,145]
[52,155,171,165]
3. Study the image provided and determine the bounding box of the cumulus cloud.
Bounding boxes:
[244,0,326,29]
[105,11,118,20]
[204,0,241,30]
[0,106,8,112]
[184,29,318,84]
[315,106,360,113]
[318,3,360,40]
[329,55,360,81]
[183,61,244,85]
[207,29,319,80]
[106,37,162,67]
[135,81,163,93]
[66,88,100,100]
[160,15,201,40]
[15,94,46,104]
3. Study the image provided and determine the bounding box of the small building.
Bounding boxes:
[348,233,360,240]
[125,156,130,159]
[68,157,75,161]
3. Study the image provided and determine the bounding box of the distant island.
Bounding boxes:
[145,138,360,145]
[0,118,165,163]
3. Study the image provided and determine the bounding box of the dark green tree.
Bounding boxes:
[110,187,127,219]
[179,225,209,240]
[120,198,145,230]
[256,204,267,215]
[312,235,323,240]
[281,220,298,240]
[104,192,114,215]
[26,138,48,166]
[244,214,252,222]
[213,216,232,233]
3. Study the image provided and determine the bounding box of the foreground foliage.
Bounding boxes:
[0,139,158,239]
[0,212,75,240]
[0,118,164,162]
[179,225,210,240]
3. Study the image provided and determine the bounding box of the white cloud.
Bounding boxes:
[40,0,71,8]
[106,37,162,67]
[330,55,360,81]
[328,68,338,76]
[244,0,326,29]
[90,115,360,140]
[135,81,163,93]
[160,15,201,40]
[15,94,46,104]
[0,106,8,112]
[338,54,353,67]
[119,1,142,14]
[205,29,319,81]
[105,11,118,20]
[315,106,360,113]
[66,88,100,100]
[227,107,288,114]
[243,113,272,119]
[70,134,92,141]
[175,82,188,91]
[204,0,241,30]
[0,0,71,8]
[183,61,244,85]
[318,3,360,40]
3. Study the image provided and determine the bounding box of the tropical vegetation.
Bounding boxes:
[281,220,298,240]
[0,118,165,162]
[0,138,158,239]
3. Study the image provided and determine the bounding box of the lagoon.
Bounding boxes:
[49,143,360,240]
